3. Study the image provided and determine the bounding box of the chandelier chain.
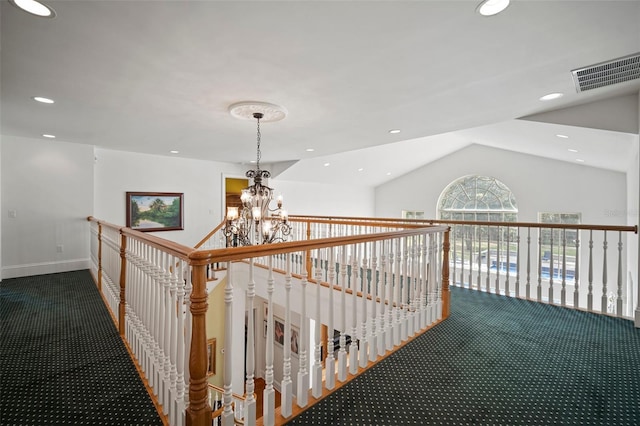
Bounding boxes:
[256,115,261,169]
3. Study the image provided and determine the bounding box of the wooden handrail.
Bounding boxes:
[194,219,227,249]
[188,225,448,264]
[289,214,638,233]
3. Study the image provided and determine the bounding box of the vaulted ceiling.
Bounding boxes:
[2,0,639,187]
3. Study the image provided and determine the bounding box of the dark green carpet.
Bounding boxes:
[0,270,164,425]
[286,287,640,425]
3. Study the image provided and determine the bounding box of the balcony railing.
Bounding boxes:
[87,216,450,426]
[290,215,639,320]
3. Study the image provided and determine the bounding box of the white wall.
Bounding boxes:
[94,148,246,247]
[270,179,375,218]
[375,144,628,225]
[1,136,94,278]
[627,145,639,317]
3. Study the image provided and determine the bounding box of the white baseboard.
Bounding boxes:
[1,258,91,280]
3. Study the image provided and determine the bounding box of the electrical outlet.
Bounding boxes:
[56,245,64,253]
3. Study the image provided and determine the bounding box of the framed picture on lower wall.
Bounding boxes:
[207,338,216,376]
[126,192,184,232]
[274,317,299,357]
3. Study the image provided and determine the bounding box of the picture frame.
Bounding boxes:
[207,338,216,376]
[274,317,299,356]
[126,192,184,232]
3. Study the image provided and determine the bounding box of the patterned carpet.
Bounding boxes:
[285,287,640,425]
[0,270,164,425]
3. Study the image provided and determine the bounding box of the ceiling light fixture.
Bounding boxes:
[33,96,54,104]
[42,134,55,138]
[224,103,290,246]
[389,129,401,134]
[568,149,578,153]
[476,0,510,16]
[324,163,331,167]
[556,134,569,139]
[10,0,56,17]
[576,159,585,163]
[306,148,315,152]
[539,92,564,101]
[170,150,179,154]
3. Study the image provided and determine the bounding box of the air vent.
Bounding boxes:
[571,52,640,92]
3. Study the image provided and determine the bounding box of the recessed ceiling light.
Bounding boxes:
[556,134,569,139]
[539,92,564,101]
[33,96,54,104]
[386,172,392,176]
[576,159,585,163]
[42,134,55,138]
[324,163,331,167]
[10,0,56,17]
[170,150,179,154]
[305,148,315,152]
[358,168,364,172]
[389,129,401,134]
[249,160,257,164]
[476,0,510,16]
[568,149,578,153]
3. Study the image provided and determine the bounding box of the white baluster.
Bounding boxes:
[537,231,542,301]
[338,246,348,382]
[183,264,192,411]
[561,229,567,306]
[588,230,594,311]
[394,239,402,346]
[526,228,531,299]
[168,255,179,425]
[379,240,388,354]
[245,258,256,426]
[262,258,275,426]
[349,245,359,375]
[359,244,369,368]
[574,230,580,310]
[312,250,323,397]
[505,226,510,296]
[616,231,623,316]
[281,254,293,417]
[460,227,464,288]
[515,227,520,298]
[549,228,554,304]
[601,231,608,314]
[326,247,337,388]
[370,241,379,361]
[495,226,501,294]
[176,260,186,426]
[222,260,234,426]
[486,231,491,292]
[297,263,309,406]
[401,238,410,342]
[386,243,395,350]
[452,230,457,287]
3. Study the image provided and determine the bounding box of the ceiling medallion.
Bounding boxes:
[228,101,287,123]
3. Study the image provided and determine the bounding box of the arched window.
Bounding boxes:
[438,175,518,221]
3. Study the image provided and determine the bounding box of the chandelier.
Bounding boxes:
[223,105,291,246]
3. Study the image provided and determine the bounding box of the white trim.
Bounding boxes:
[1,258,91,279]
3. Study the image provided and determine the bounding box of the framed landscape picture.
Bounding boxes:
[126,192,184,232]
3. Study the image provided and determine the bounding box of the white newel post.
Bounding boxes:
[326,247,337,389]
[245,259,256,426]
[281,255,293,418]
[263,258,275,426]
[297,266,309,407]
